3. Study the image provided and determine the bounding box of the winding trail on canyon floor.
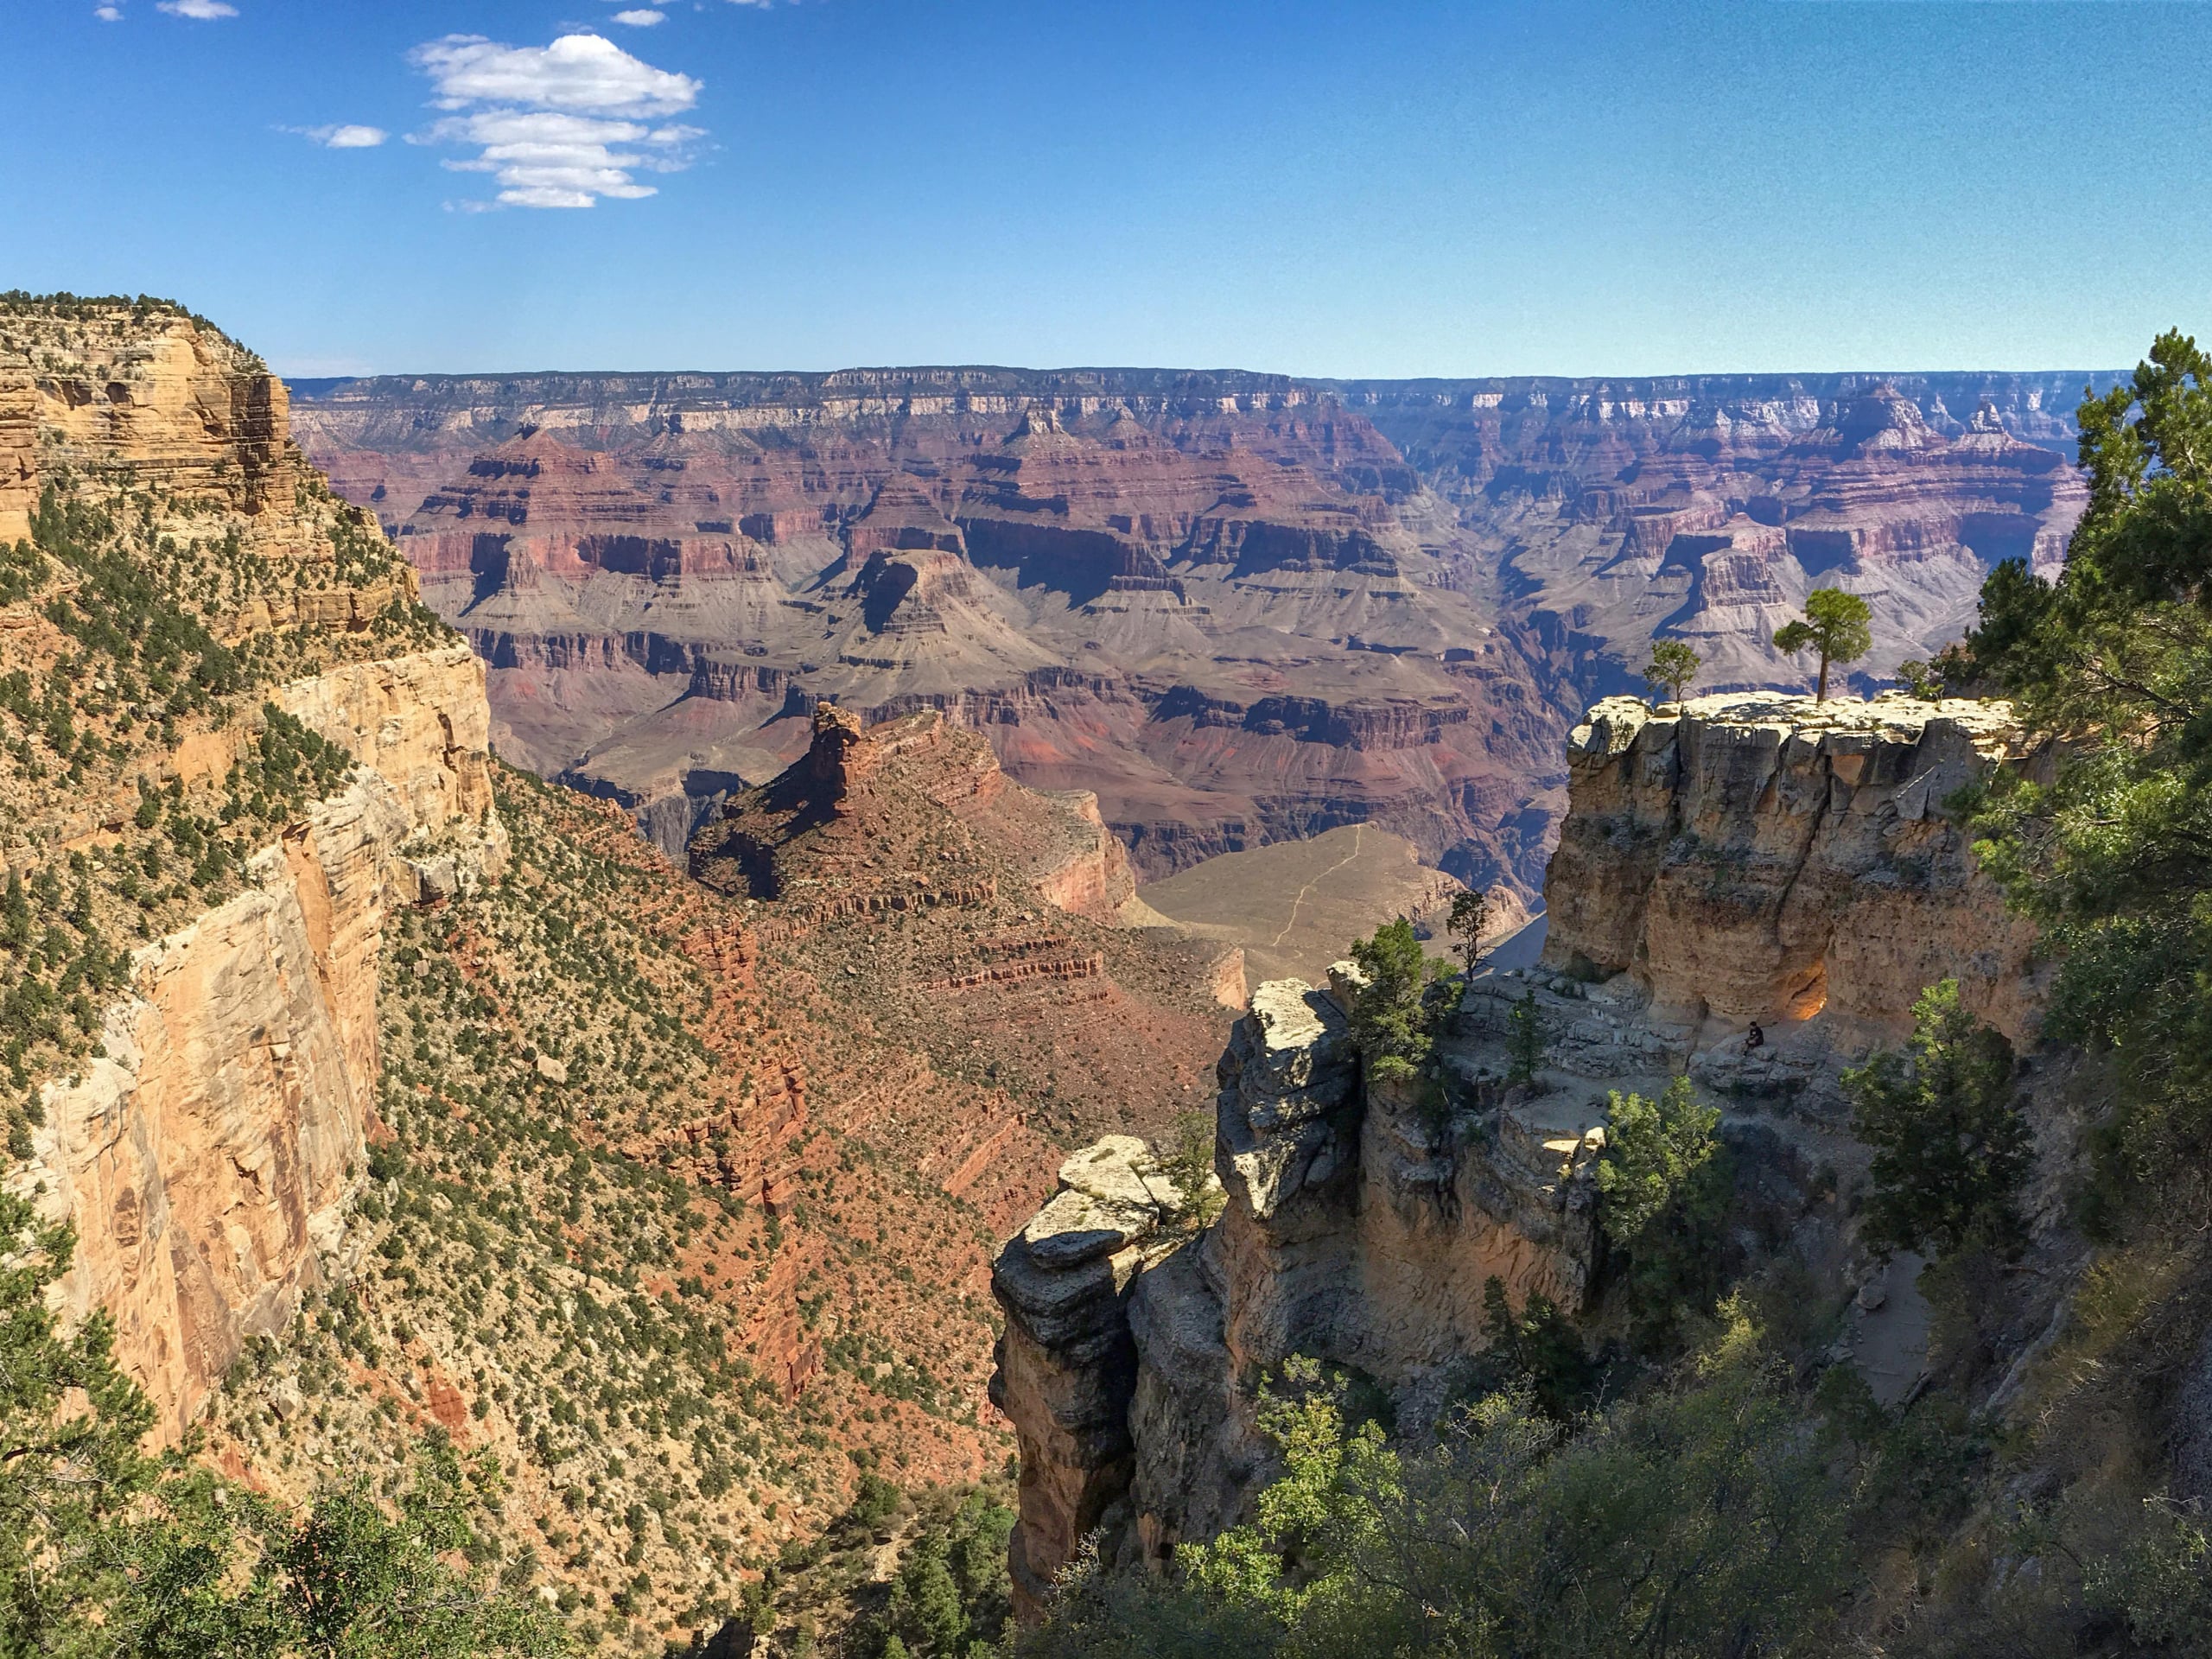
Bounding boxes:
[1269,823,1368,950]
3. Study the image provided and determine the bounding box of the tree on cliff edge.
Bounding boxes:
[1773,588,1872,700]
[1446,888,1490,976]
[1642,639,1701,709]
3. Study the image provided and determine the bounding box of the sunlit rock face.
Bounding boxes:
[27,646,506,1441]
[1542,691,2043,1050]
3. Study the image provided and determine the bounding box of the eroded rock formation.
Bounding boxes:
[0,300,506,1439]
[992,690,2044,1614]
[992,973,1602,1616]
[1542,692,2043,1050]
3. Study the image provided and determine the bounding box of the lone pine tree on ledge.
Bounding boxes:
[1641,639,1700,709]
[1774,588,1873,701]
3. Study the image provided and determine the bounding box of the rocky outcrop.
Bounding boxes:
[990,1138,1190,1619]
[992,972,1602,1611]
[992,689,2045,1612]
[693,703,1140,926]
[20,648,505,1439]
[2,306,320,543]
[1541,692,2043,1049]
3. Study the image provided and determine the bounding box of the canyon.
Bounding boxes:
[290,367,2105,906]
[0,298,1238,1647]
[990,689,2058,1613]
[0,295,2145,1656]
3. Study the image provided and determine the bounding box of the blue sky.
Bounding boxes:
[4,1,2209,378]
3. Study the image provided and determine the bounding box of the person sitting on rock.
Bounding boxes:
[1745,1020,1765,1054]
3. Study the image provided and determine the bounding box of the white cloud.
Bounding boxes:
[300,124,389,149]
[611,10,666,25]
[409,34,702,210]
[94,4,123,18]
[412,33,698,117]
[157,0,237,16]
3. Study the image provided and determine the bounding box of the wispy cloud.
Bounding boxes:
[94,4,123,19]
[410,33,703,209]
[157,0,238,16]
[296,124,389,149]
[611,10,667,25]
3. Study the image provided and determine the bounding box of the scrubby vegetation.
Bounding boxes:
[1593,1077,1733,1347]
[1027,1324,1849,1659]
[184,768,1027,1651]
[0,1185,565,1656]
[1844,978,2031,1262]
[0,468,439,1157]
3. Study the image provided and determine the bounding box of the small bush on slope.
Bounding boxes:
[1593,1077,1733,1349]
[1844,979,2031,1264]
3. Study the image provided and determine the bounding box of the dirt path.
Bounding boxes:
[1268,823,1368,949]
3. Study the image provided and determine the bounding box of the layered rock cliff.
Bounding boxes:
[993,973,1604,1617]
[293,365,2105,903]
[0,296,502,1438]
[1541,691,2044,1060]
[992,690,2038,1613]
[26,647,505,1437]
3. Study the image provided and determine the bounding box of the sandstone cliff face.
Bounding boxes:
[991,975,1601,1615]
[0,299,499,1440]
[990,1138,1190,1617]
[0,304,325,550]
[22,647,505,1439]
[1541,691,2042,1050]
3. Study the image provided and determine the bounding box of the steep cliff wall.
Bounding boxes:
[992,690,2039,1615]
[22,648,505,1439]
[992,976,1601,1615]
[0,297,501,1440]
[1541,692,2043,1052]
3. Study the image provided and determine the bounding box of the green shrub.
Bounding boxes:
[1594,1077,1733,1344]
[1843,978,2031,1261]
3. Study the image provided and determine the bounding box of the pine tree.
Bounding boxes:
[1773,588,1873,700]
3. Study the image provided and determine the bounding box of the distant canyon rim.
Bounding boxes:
[290,365,2110,900]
